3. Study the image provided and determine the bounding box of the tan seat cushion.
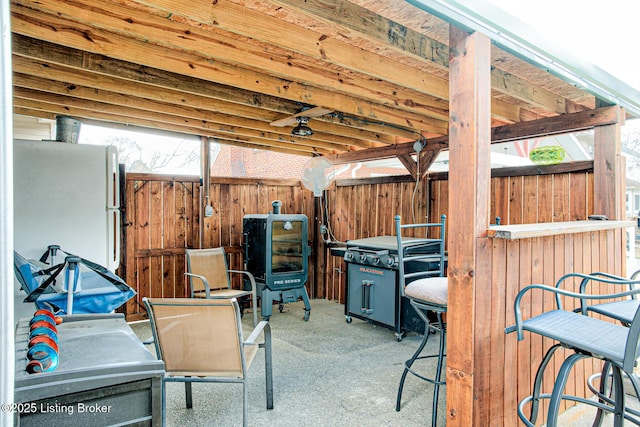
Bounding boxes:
[405,277,448,306]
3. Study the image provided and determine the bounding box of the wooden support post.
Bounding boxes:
[593,107,623,219]
[446,26,492,426]
[199,136,210,248]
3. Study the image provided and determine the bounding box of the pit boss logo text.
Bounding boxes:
[274,278,302,285]
[359,266,384,275]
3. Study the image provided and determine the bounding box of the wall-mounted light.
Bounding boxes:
[291,116,313,137]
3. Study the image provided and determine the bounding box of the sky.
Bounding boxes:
[488,0,640,91]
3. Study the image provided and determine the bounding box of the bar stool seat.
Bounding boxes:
[405,277,448,305]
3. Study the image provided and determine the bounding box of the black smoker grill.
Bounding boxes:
[343,235,444,340]
[243,201,311,321]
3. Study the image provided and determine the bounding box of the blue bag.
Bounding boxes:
[14,248,135,315]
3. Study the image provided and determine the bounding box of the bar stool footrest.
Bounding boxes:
[518,392,640,427]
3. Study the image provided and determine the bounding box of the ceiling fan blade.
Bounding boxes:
[269,106,332,127]
[269,115,300,127]
[302,106,333,118]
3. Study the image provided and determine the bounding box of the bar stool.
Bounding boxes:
[506,282,640,427]
[567,271,640,426]
[394,215,447,427]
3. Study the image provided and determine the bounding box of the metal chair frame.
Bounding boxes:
[506,282,640,427]
[557,271,640,426]
[143,297,273,427]
[394,214,446,427]
[185,247,258,327]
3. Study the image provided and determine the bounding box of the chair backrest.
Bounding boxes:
[622,303,640,372]
[185,248,231,293]
[394,214,446,286]
[14,251,40,294]
[144,298,246,377]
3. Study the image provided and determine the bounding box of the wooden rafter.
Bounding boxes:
[8,0,620,158]
[327,106,622,164]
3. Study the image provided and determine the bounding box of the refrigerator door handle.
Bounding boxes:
[107,207,120,271]
[106,145,120,271]
[106,145,120,209]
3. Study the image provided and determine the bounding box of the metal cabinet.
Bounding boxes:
[14,314,164,426]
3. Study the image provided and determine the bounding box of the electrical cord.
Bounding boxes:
[320,189,342,244]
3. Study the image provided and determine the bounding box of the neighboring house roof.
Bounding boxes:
[211,145,309,179]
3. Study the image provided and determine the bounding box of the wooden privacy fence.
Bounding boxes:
[120,162,596,319]
[121,173,315,320]
[322,161,596,303]
[118,160,629,425]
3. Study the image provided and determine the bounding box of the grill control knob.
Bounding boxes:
[359,253,367,263]
[372,256,380,265]
[387,257,397,268]
[345,252,354,261]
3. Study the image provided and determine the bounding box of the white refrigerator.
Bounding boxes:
[13,140,120,320]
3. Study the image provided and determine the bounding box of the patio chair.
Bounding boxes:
[558,270,640,425]
[570,270,640,325]
[394,214,447,427]
[505,282,640,427]
[143,297,273,427]
[185,247,258,327]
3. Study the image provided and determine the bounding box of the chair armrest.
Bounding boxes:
[555,272,640,314]
[228,270,257,290]
[184,272,210,298]
[244,320,271,345]
[505,283,640,341]
[228,270,259,327]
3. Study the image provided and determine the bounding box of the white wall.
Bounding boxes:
[13,114,54,141]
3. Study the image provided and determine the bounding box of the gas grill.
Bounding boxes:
[343,235,444,341]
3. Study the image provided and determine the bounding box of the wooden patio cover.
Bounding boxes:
[9,0,640,425]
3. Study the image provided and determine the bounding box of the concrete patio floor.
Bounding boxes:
[131,298,443,426]
[129,298,639,426]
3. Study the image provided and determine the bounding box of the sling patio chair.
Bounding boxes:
[506,282,640,427]
[143,297,273,427]
[185,247,258,327]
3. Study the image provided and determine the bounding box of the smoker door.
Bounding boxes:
[270,219,305,273]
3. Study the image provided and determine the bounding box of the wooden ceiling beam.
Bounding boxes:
[13,88,346,154]
[12,56,285,126]
[12,34,301,117]
[113,0,450,100]
[490,105,622,142]
[11,2,450,134]
[13,90,337,154]
[12,72,382,151]
[491,67,588,115]
[266,0,592,115]
[327,106,621,164]
[269,0,449,68]
[12,39,408,145]
[14,105,320,157]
